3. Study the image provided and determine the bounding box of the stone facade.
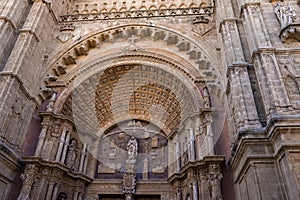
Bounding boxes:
[0,0,299,199]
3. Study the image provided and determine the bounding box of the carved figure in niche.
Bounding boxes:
[203,87,211,108]
[127,137,138,162]
[274,2,297,28]
[46,92,57,112]
[66,139,77,170]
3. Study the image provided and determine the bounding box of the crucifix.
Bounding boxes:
[128,35,138,44]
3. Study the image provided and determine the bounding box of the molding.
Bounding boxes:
[0,72,39,107]
[0,16,17,30]
[59,6,214,23]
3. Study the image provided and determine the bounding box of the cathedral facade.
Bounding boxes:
[0,0,300,199]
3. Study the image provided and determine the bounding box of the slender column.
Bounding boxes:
[83,144,90,174]
[175,142,181,172]
[192,181,198,200]
[206,118,214,155]
[60,132,70,163]
[189,128,195,161]
[51,184,58,200]
[45,181,55,200]
[73,190,79,200]
[35,124,48,156]
[79,143,87,172]
[55,127,67,161]
[78,193,83,200]
[143,158,149,180]
[17,165,37,200]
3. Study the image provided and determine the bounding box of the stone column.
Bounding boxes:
[192,180,198,200]
[45,181,55,200]
[17,164,38,200]
[143,158,149,180]
[60,132,70,163]
[78,193,83,200]
[51,184,59,200]
[83,144,90,174]
[209,164,223,200]
[35,124,48,156]
[189,128,195,161]
[73,190,79,200]
[79,143,87,172]
[55,127,67,161]
[205,114,214,155]
[175,142,181,173]
[199,169,209,200]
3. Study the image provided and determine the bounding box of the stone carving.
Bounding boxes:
[203,86,211,108]
[127,136,138,163]
[46,92,57,112]
[123,136,138,197]
[122,173,137,194]
[57,32,75,43]
[274,2,297,29]
[280,25,300,42]
[209,164,223,200]
[65,139,78,170]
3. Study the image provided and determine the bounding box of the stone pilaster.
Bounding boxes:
[227,63,261,132]
[17,164,38,200]
[253,50,293,117]
[242,3,272,51]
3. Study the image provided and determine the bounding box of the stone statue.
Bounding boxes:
[46,92,57,112]
[203,87,211,108]
[127,137,138,162]
[66,139,77,170]
[274,2,297,29]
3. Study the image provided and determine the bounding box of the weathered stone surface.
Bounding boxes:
[0,0,300,200]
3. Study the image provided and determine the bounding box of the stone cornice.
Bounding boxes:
[0,72,39,106]
[0,16,17,30]
[229,114,300,172]
[59,6,214,23]
[22,156,93,182]
[168,155,225,183]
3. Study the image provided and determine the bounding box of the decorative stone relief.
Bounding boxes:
[46,92,57,112]
[274,2,297,29]
[123,137,138,198]
[65,139,78,170]
[274,2,299,42]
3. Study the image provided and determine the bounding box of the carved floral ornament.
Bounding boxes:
[274,2,300,42]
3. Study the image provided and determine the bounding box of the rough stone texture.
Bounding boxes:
[0,0,299,199]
